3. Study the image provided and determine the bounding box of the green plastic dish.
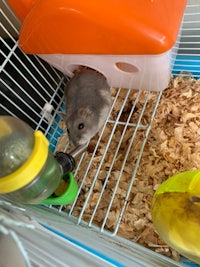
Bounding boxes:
[38,172,78,205]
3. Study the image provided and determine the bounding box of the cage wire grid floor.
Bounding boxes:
[1,0,200,265]
[50,87,163,234]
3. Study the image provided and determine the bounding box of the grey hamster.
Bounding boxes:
[62,69,111,147]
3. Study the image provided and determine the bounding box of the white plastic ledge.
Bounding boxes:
[39,53,171,91]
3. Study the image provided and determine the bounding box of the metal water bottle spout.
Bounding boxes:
[55,143,88,174]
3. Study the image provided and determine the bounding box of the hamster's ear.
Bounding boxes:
[78,107,93,118]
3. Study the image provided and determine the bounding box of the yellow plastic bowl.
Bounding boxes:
[151,170,200,264]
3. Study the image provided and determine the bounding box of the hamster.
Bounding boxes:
[62,69,111,147]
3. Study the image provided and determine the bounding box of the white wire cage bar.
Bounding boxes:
[1,2,67,150]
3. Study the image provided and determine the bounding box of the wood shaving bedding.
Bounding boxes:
[56,74,200,261]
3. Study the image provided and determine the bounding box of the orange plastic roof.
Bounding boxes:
[8,0,187,55]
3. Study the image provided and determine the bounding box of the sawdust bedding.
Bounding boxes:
[56,74,200,261]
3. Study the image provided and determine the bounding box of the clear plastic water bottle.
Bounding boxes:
[0,116,63,204]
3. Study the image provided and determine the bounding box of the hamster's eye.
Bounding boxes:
[78,123,84,130]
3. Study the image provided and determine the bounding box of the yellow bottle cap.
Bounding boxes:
[0,130,49,193]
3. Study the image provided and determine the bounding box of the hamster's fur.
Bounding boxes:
[63,69,111,147]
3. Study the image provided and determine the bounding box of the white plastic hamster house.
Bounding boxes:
[1,0,200,266]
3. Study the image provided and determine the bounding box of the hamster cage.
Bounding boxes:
[1,0,200,266]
